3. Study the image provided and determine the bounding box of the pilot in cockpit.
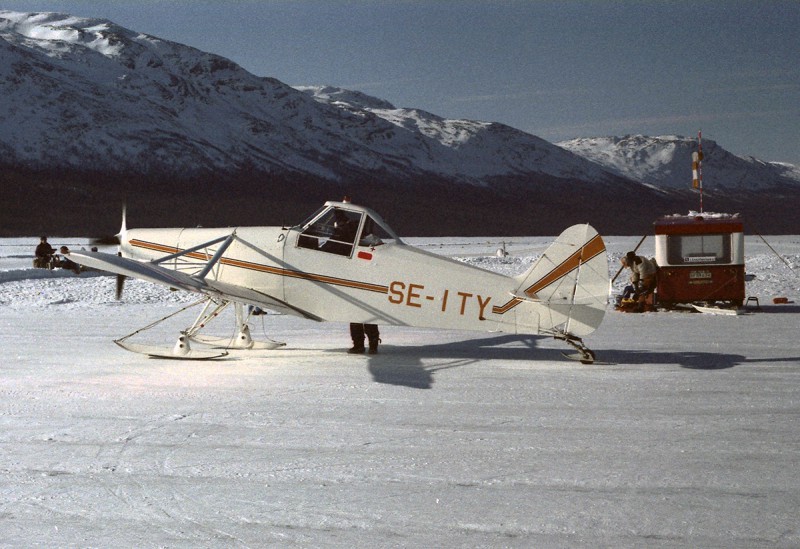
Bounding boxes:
[320,209,357,255]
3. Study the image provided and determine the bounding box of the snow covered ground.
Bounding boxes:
[2,235,799,547]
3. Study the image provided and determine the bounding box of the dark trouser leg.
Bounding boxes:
[364,324,380,354]
[636,277,657,312]
[349,323,365,353]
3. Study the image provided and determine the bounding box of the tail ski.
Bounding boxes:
[513,224,608,337]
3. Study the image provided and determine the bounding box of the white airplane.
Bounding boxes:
[66,200,610,363]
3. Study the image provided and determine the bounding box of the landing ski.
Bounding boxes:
[691,304,742,316]
[560,351,615,365]
[115,339,229,360]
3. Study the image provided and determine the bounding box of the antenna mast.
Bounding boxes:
[691,130,704,213]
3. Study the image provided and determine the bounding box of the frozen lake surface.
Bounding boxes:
[1,235,799,547]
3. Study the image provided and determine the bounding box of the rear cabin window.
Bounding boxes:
[297,208,363,257]
[667,234,731,265]
[359,215,395,247]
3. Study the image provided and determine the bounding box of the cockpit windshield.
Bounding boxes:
[298,207,362,257]
[296,206,328,230]
[295,202,402,257]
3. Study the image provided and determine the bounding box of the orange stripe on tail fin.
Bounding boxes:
[523,233,606,299]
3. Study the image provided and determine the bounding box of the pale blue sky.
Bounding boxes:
[4,1,799,164]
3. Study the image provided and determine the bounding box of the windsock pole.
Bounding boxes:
[691,130,704,213]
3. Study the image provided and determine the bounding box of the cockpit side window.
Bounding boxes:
[297,208,363,257]
[358,215,395,247]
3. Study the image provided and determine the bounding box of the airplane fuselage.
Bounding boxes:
[121,224,523,334]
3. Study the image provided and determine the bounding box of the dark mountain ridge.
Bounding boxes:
[1,11,797,236]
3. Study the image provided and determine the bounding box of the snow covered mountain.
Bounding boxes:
[293,85,621,184]
[0,10,618,187]
[1,10,798,235]
[558,135,800,194]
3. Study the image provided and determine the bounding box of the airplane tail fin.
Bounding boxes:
[514,224,608,337]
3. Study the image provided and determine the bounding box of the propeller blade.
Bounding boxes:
[90,234,121,246]
[115,274,127,300]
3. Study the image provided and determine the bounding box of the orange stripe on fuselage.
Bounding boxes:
[128,239,388,294]
[130,239,180,255]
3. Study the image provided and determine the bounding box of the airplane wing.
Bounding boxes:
[67,250,319,320]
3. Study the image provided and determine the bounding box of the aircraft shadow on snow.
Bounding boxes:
[363,334,543,389]
[321,334,796,389]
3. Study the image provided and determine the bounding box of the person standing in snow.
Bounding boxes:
[622,251,658,312]
[336,196,382,354]
[348,323,381,355]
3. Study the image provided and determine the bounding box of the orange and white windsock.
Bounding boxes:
[692,131,703,189]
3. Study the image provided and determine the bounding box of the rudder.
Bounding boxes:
[514,224,608,337]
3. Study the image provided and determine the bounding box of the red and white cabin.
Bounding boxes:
[654,213,745,308]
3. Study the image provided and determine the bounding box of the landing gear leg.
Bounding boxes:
[554,333,596,364]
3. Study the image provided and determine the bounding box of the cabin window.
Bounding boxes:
[667,234,731,265]
[297,208,362,257]
[358,215,395,247]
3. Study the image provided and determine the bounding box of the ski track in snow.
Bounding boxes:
[2,235,800,547]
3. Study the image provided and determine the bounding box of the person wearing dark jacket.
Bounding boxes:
[34,236,56,268]
[35,236,55,259]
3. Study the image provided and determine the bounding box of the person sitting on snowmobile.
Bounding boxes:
[34,236,56,268]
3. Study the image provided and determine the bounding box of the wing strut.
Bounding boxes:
[151,233,235,266]
[197,232,236,279]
